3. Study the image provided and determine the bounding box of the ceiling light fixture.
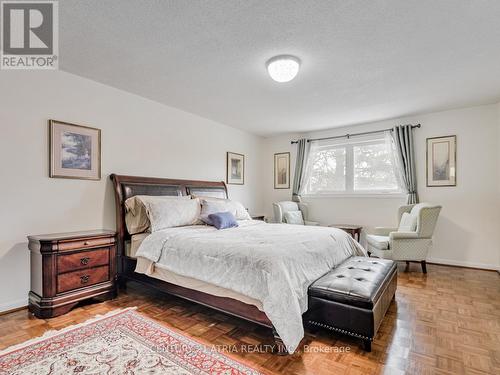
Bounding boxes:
[266,55,300,83]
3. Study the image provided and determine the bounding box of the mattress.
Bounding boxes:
[135,256,263,311]
[128,233,261,310]
[125,232,150,258]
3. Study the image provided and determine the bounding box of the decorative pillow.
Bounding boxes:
[200,199,252,221]
[283,210,304,225]
[146,198,201,232]
[125,195,190,234]
[398,212,417,232]
[208,212,239,230]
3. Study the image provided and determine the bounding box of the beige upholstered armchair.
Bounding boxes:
[272,201,319,225]
[366,203,442,273]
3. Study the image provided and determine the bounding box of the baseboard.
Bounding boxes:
[427,257,499,272]
[0,298,28,314]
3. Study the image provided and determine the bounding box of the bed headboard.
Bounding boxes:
[110,174,228,259]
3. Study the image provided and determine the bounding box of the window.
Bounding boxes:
[302,133,402,195]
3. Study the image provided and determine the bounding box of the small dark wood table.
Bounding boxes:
[329,224,363,242]
[27,230,117,318]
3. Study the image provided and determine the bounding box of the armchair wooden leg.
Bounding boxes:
[421,260,427,274]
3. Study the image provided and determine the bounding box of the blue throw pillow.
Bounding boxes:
[208,211,238,230]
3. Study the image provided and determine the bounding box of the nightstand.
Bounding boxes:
[27,230,117,318]
[251,215,266,221]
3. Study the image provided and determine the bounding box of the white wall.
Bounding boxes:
[0,70,264,312]
[262,104,500,270]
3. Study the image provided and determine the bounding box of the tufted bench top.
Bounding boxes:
[309,257,396,309]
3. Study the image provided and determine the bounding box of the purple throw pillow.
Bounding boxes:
[207,211,238,230]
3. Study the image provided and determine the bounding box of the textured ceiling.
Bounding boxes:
[60,0,500,136]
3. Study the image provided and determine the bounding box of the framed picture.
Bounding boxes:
[274,152,290,189]
[49,120,101,180]
[226,152,245,185]
[426,135,456,187]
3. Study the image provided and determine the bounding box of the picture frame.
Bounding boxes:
[49,119,101,180]
[274,152,290,189]
[426,135,456,187]
[226,152,244,185]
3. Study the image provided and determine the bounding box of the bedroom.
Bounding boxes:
[0,1,499,374]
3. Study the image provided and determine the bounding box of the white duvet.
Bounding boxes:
[135,220,366,353]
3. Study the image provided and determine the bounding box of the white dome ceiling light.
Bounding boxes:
[266,55,300,83]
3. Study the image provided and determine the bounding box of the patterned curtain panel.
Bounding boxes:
[292,138,310,202]
[392,125,419,204]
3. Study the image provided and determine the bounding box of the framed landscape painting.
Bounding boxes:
[274,152,290,189]
[426,135,456,187]
[49,120,101,180]
[226,152,244,185]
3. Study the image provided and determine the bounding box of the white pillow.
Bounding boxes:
[398,212,417,232]
[146,198,201,232]
[124,195,192,234]
[200,199,252,221]
[283,210,304,225]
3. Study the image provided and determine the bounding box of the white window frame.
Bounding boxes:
[302,135,405,198]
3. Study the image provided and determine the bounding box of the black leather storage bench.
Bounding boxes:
[304,256,397,351]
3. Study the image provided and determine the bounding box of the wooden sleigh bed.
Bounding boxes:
[110,174,287,354]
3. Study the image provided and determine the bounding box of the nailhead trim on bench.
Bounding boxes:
[307,320,372,341]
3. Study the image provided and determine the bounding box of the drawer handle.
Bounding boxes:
[80,275,90,284]
[80,257,90,265]
[84,241,90,245]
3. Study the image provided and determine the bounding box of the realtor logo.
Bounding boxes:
[1,0,58,69]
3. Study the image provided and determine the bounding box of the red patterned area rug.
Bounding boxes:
[0,308,262,375]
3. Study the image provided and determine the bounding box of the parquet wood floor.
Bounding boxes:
[1,263,499,374]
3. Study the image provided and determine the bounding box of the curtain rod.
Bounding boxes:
[290,124,421,144]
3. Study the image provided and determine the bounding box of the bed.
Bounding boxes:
[111,174,365,354]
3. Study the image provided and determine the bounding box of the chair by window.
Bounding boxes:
[366,203,442,273]
[272,201,319,226]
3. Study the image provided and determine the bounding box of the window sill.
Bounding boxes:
[302,193,407,199]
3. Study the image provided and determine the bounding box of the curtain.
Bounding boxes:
[384,131,405,192]
[292,138,310,202]
[392,125,419,204]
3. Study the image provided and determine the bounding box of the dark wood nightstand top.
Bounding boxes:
[328,224,363,230]
[251,215,266,221]
[28,229,116,243]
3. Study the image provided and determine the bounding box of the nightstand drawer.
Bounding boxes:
[58,248,109,273]
[58,237,113,251]
[57,266,109,294]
